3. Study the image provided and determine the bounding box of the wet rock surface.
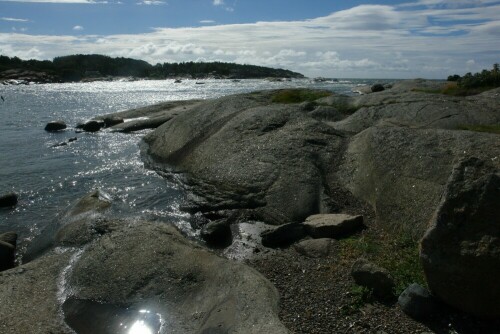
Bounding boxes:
[0,192,287,334]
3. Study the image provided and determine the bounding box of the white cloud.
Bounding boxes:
[213,0,223,5]
[137,0,165,5]
[1,1,500,78]
[200,20,215,24]
[1,17,29,22]
[0,0,105,3]
[73,25,84,31]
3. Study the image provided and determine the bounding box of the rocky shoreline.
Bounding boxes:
[1,80,499,333]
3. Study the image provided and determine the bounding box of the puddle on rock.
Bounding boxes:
[63,298,162,334]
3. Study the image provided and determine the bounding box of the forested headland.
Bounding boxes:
[0,54,304,83]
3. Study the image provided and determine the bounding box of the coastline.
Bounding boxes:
[1,80,499,333]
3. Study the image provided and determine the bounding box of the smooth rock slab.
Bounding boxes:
[304,214,363,239]
[420,157,500,318]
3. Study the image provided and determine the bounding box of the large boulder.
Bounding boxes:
[0,219,288,333]
[337,125,500,237]
[143,91,346,225]
[420,158,500,318]
[66,222,288,334]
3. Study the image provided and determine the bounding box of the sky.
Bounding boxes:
[0,0,499,79]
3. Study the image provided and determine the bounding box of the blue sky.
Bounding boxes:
[1,0,500,78]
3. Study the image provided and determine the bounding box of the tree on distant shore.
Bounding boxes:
[0,54,304,81]
[447,63,500,89]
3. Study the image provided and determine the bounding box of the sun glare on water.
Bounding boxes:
[128,320,153,334]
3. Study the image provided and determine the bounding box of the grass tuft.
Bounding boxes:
[339,229,426,296]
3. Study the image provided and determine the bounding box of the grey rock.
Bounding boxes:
[304,214,363,239]
[101,116,123,127]
[68,222,288,334]
[308,105,347,122]
[143,90,346,225]
[0,251,74,333]
[331,90,500,134]
[200,219,232,248]
[420,157,500,318]
[293,238,335,258]
[398,283,440,320]
[82,120,104,132]
[337,125,500,237]
[44,120,66,132]
[261,223,306,248]
[351,258,395,300]
[111,114,174,132]
[0,192,18,207]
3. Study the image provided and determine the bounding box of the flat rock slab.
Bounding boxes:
[304,214,363,239]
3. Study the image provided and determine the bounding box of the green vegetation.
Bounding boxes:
[0,54,304,82]
[457,124,500,134]
[445,63,500,95]
[271,89,331,104]
[339,229,426,296]
[340,285,374,315]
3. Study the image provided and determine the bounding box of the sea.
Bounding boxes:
[0,78,384,261]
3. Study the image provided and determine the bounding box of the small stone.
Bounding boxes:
[261,223,306,248]
[293,238,335,258]
[398,283,440,320]
[45,120,67,132]
[351,258,395,300]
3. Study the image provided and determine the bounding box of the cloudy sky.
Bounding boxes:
[1,0,499,78]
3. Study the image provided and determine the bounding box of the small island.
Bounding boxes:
[0,54,304,84]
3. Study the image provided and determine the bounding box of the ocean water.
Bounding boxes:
[0,78,379,261]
